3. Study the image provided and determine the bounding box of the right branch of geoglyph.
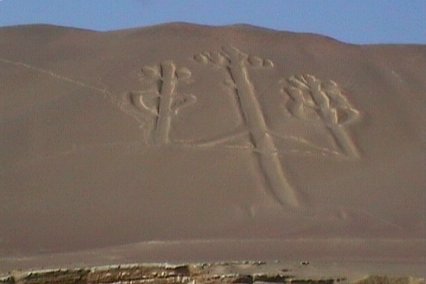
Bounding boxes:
[284,74,360,158]
[123,61,196,145]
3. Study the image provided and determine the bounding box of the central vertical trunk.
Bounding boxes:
[155,61,176,145]
[224,47,300,208]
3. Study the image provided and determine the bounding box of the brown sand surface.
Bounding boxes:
[0,23,425,277]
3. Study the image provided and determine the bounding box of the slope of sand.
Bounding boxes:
[0,23,425,276]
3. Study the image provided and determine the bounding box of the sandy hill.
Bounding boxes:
[0,23,425,274]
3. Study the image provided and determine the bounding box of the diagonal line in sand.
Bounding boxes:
[0,57,114,99]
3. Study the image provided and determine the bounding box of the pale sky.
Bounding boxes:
[0,0,425,44]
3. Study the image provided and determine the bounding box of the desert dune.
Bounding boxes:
[0,23,425,280]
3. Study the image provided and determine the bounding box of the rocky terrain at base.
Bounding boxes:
[1,262,423,284]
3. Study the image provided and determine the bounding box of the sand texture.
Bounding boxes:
[0,24,425,277]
